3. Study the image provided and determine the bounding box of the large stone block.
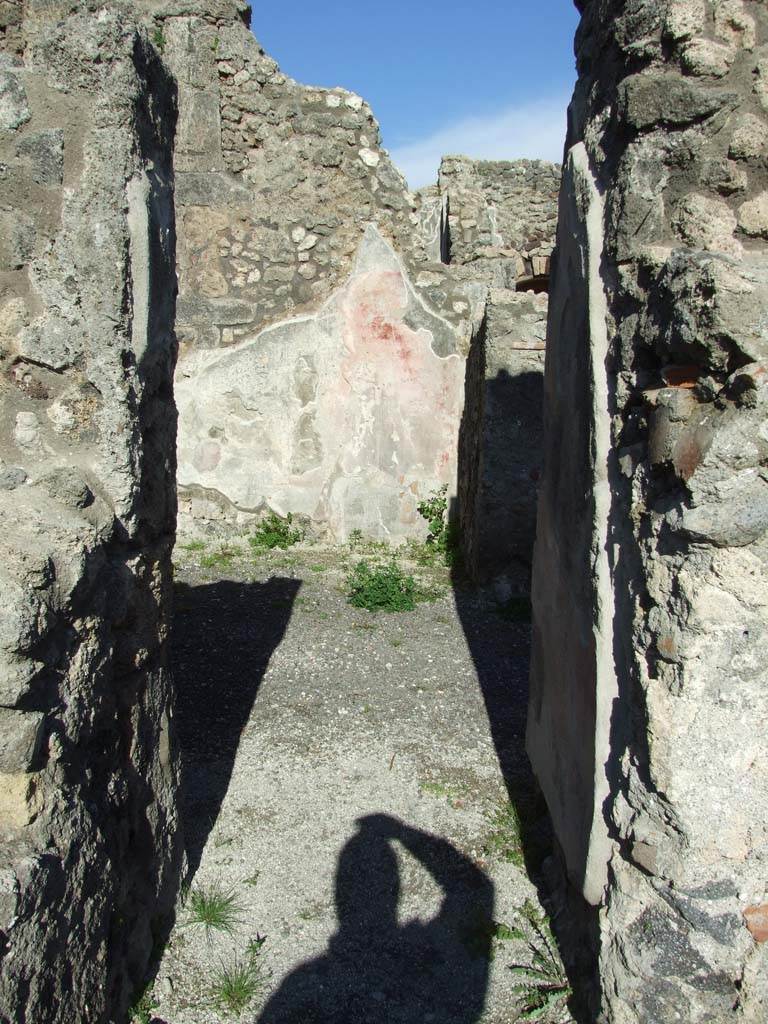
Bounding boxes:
[0,710,44,772]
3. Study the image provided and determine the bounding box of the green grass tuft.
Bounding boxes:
[200,544,241,569]
[129,984,157,1024]
[482,800,525,867]
[180,538,206,552]
[186,882,244,939]
[210,937,269,1016]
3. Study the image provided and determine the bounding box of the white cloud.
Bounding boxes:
[388,96,571,191]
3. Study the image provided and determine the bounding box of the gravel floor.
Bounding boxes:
[147,540,560,1024]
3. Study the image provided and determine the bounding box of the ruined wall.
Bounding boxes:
[0,4,181,1020]
[438,155,560,286]
[528,1,768,1019]
[142,4,480,540]
[435,157,558,584]
[458,290,547,588]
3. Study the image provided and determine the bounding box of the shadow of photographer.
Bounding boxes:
[257,813,494,1024]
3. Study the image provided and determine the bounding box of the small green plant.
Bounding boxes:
[310,563,327,573]
[417,485,461,567]
[152,26,166,52]
[210,950,268,1016]
[348,528,363,546]
[248,512,302,550]
[346,560,417,613]
[421,780,463,801]
[244,870,261,887]
[482,800,524,867]
[417,484,448,543]
[186,883,244,939]
[246,934,267,959]
[508,900,572,1021]
[129,984,157,1024]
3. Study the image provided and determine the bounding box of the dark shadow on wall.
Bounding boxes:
[256,813,494,1024]
[172,577,301,879]
[456,346,544,590]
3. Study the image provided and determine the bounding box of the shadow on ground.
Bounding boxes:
[257,813,494,1024]
[452,574,596,1023]
[451,581,552,877]
[172,576,301,879]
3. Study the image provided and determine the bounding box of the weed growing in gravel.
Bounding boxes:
[508,900,572,1022]
[210,948,268,1015]
[421,779,467,803]
[346,560,417,612]
[187,883,244,939]
[249,511,303,550]
[129,984,157,1024]
[482,800,524,867]
[180,538,206,552]
[201,544,241,569]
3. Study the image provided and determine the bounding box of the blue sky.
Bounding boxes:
[252,1,580,188]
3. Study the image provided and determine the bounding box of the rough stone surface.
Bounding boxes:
[435,158,557,585]
[0,4,182,1021]
[458,290,547,589]
[529,2,768,1021]
[436,156,560,286]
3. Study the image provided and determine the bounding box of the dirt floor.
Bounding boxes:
[146,537,569,1024]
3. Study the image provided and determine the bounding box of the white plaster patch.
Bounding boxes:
[175,227,464,541]
[359,148,380,168]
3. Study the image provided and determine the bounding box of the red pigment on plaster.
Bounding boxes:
[335,267,463,482]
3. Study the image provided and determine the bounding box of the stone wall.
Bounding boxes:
[528,1,768,1020]
[458,290,547,588]
[435,157,558,584]
[144,5,481,541]
[0,5,181,1021]
[437,155,560,287]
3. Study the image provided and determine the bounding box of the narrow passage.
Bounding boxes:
[151,541,559,1024]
